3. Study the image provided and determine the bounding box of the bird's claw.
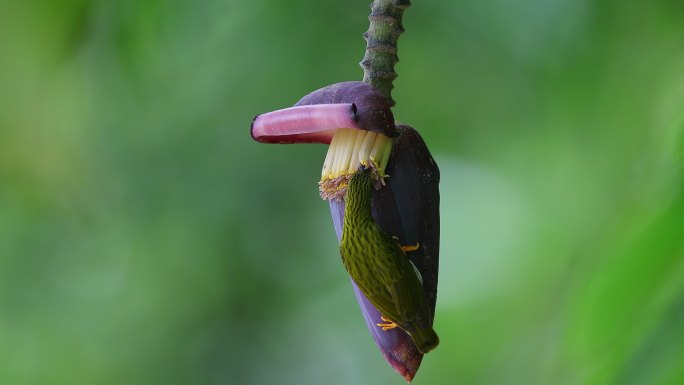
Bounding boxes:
[391,236,421,253]
[401,242,420,253]
[377,316,399,331]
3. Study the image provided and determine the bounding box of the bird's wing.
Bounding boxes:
[377,242,424,324]
[367,282,405,323]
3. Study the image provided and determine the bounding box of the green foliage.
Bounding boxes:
[1,1,683,384]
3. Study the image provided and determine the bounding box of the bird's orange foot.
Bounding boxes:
[391,236,421,253]
[377,316,399,331]
[401,242,420,253]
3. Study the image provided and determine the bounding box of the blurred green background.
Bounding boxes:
[1,0,684,384]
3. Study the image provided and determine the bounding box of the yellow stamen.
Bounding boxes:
[319,128,394,201]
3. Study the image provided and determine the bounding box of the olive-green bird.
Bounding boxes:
[340,167,439,354]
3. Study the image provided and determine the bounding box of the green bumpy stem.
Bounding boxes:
[360,0,411,106]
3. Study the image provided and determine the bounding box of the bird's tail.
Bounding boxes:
[409,326,439,354]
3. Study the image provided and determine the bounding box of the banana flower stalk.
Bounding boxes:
[251,81,439,382]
